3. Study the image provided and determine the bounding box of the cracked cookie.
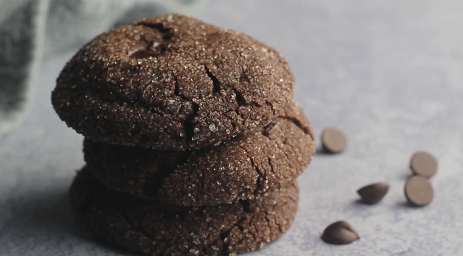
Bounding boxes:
[84,103,315,206]
[70,167,299,256]
[52,14,295,150]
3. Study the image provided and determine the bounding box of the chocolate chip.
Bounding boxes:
[410,151,438,178]
[321,128,347,153]
[404,176,434,206]
[357,182,389,204]
[321,220,360,245]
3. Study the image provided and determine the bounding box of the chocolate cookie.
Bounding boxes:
[84,103,315,206]
[70,168,299,256]
[52,14,295,150]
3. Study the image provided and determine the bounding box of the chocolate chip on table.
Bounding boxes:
[321,220,360,245]
[410,151,438,178]
[357,182,389,204]
[404,175,434,207]
[321,128,347,153]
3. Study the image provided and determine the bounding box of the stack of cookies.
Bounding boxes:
[52,14,315,256]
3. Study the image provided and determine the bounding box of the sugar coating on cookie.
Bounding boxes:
[84,103,314,206]
[70,168,299,256]
[52,14,295,150]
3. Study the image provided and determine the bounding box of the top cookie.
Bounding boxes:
[52,14,295,150]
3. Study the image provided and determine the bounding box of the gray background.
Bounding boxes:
[1,0,463,255]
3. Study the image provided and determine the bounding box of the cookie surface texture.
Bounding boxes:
[52,14,295,150]
[84,103,315,206]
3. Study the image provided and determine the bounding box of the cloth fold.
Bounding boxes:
[0,0,207,138]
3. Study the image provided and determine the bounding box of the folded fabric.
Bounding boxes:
[0,0,207,138]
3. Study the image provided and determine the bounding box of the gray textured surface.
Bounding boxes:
[1,0,463,255]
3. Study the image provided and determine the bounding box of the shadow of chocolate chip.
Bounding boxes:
[315,145,336,155]
[395,201,410,208]
[357,182,389,205]
[321,220,360,245]
[399,171,415,180]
